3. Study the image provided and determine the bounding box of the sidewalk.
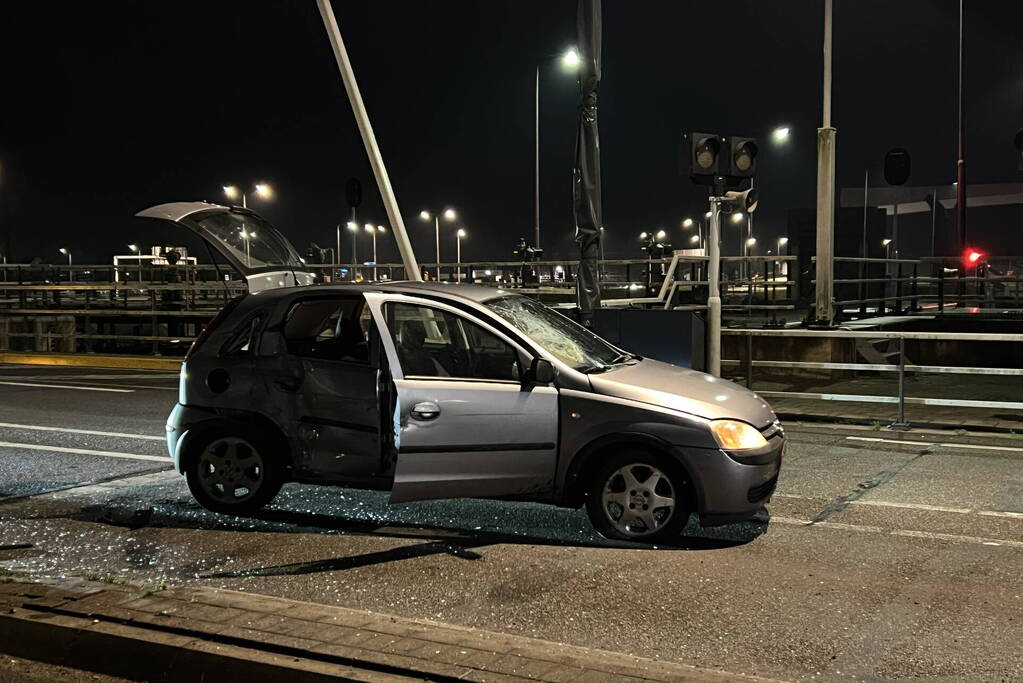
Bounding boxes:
[0,578,772,682]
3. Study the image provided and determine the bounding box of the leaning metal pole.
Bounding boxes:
[814,0,836,324]
[316,0,421,281]
[707,198,722,377]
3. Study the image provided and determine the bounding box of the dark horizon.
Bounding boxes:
[2,0,1023,267]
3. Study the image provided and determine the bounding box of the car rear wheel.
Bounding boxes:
[185,428,283,515]
[584,450,691,544]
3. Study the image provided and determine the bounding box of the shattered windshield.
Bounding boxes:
[485,295,625,372]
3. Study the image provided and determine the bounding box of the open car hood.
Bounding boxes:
[136,201,314,292]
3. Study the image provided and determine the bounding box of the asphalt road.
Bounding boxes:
[1,364,1021,681]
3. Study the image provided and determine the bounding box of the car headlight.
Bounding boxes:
[709,419,768,450]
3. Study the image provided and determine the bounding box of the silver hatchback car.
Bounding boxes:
[145,202,784,544]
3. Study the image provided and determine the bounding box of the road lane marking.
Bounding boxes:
[845,435,1023,454]
[0,381,133,393]
[978,510,1023,519]
[768,515,1023,548]
[0,441,165,462]
[849,500,973,514]
[0,422,164,441]
[773,493,1019,519]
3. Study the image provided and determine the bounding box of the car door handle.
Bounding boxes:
[410,402,441,421]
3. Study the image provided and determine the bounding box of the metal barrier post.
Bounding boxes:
[890,337,910,430]
[911,263,919,311]
[938,265,944,313]
[745,331,754,389]
[895,262,903,313]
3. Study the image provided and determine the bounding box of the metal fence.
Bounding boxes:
[722,328,1023,427]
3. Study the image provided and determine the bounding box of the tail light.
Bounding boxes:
[186,295,245,359]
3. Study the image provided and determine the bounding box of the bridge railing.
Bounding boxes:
[722,328,1023,428]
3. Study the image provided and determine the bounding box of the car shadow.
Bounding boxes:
[70,492,773,579]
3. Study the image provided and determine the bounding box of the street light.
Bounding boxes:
[655,230,667,241]
[223,182,273,209]
[682,217,704,250]
[419,208,457,280]
[771,126,791,144]
[456,229,467,282]
[882,238,893,259]
[58,248,72,282]
[347,221,359,280]
[128,244,143,283]
[365,223,386,280]
[533,48,582,252]
[561,48,580,70]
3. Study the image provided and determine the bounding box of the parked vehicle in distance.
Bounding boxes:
[143,202,784,543]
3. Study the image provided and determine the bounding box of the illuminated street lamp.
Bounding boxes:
[345,221,360,280]
[58,248,72,282]
[128,244,143,283]
[533,48,582,251]
[777,236,789,257]
[682,217,704,250]
[456,229,467,282]
[419,208,457,280]
[882,238,893,259]
[365,224,386,280]
[771,126,791,144]
[222,182,273,208]
[655,230,667,241]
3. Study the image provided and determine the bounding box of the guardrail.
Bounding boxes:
[722,328,1023,428]
[811,256,1023,318]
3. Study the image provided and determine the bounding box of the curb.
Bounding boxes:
[0,352,182,371]
[0,579,774,683]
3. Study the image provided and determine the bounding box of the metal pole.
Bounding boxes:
[814,0,837,325]
[434,215,440,280]
[336,223,341,280]
[372,230,377,281]
[351,231,357,281]
[956,0,967,251]
[707,197,722,377]
[930,187,937,257]
[456,234,462,282]
[861,169,868,260]
[534,66,540,251]
[316,0,421,281]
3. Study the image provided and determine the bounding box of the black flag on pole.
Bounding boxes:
[573,0,602,326]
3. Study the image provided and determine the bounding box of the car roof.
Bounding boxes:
[251,280,517,305]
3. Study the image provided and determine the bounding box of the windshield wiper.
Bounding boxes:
[582,353,640,374]
[609,352,641,365]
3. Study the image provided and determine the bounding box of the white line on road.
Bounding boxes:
[849,500,973,514]
[768,515,1023,549]
[773,492,1020,519]
[0,380,133,393]
[0,441,166,462]
[845,435,1023,454]
[0,422,165,441]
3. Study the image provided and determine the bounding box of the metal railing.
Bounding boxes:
[810,255,1023,319]
[722,328,1023,428]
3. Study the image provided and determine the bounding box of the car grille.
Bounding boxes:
[747,474,779,503]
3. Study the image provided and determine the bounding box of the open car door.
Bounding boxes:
[136,201,314,292]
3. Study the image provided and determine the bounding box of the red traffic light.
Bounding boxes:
[965,249,983,264]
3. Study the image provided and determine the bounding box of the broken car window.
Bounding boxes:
[485,295,622,372]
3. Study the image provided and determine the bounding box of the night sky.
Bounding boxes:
[2,0,1023,266]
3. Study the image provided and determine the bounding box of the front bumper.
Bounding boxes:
[672,435,784,526]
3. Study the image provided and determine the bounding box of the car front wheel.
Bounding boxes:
[584,451,691,544]
[185,428,283,515]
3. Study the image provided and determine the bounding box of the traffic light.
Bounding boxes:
[684,132,758,189]
[726,137,758,179]
[684,132,722,185]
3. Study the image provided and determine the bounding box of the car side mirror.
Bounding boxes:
[527,357,556,385]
